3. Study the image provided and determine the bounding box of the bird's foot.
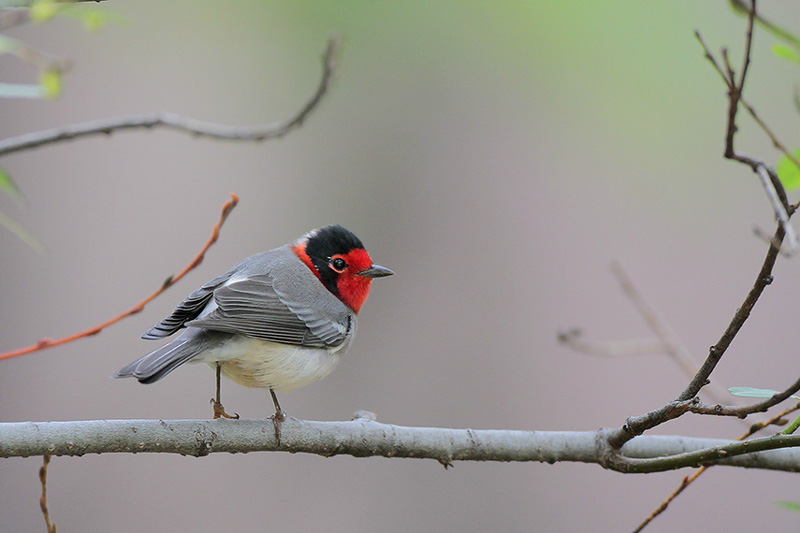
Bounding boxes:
[210,398,239,419]
[270,410,286,444]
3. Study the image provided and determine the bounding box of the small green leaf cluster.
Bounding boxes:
[0,0,123,249]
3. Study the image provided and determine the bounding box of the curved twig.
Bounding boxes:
[39,455,56,533]
[690,376,800,418]
[0,38,338,157]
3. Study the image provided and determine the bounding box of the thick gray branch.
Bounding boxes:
[1,418,799,474]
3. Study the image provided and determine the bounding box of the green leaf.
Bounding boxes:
[777,149,800,191]
[66,9,124,32]
[728,386,800,400]
[0,167,24,206]
[773,44,800,64]
[28,0,124,31]
[40,5,125,32]
[38,68,61,99]
[0,210,44,253]
[81,10,108,32]
[30,0,61,23]
[0,83,44,99]
[0,35,21,55]
[776,501,800,513]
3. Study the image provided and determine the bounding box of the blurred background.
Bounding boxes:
[2,1,800,531]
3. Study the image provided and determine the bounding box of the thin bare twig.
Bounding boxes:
[558,330,666,358]
[690,374,800,418]
[696,6,799,257]
[755,163,798,251]
[696,3,798,257]
[0,37,338,157]
[729,0,800,47]
[632,402,800,532]
[741,99,800,171]
[39,455,56,533]
[561,264,730,404]
[694,31,733,89]
[611,263,731,403]
[736,0,754,95]
[695,31,800,174]
[0,32,70,72]
[0,193,239,361]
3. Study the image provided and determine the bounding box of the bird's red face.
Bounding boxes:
[292,225,394,313]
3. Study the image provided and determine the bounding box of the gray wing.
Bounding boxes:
[142,271,234,340]
[115,329,228,383]
[186,272,351,348]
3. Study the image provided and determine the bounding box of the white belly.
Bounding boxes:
[192,336,345,392]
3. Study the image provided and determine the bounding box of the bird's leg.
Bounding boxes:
[211,363,239,419]
[270,388,286,420]
[269,388,286,443]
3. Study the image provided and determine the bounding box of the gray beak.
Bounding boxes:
[357,264,395,278]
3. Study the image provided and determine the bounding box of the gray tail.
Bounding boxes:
[114,335,209,384]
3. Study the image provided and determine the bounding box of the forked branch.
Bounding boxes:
[607,0,800,450]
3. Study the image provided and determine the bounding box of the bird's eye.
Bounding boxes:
[330,257,347,272]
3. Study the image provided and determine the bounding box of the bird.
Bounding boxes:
[114,224,394,422]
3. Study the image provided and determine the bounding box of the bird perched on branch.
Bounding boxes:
[115,225,394,421]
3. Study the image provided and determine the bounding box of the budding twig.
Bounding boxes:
[0,193,239,361]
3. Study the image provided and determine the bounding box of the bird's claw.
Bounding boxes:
[210,398,239,419]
